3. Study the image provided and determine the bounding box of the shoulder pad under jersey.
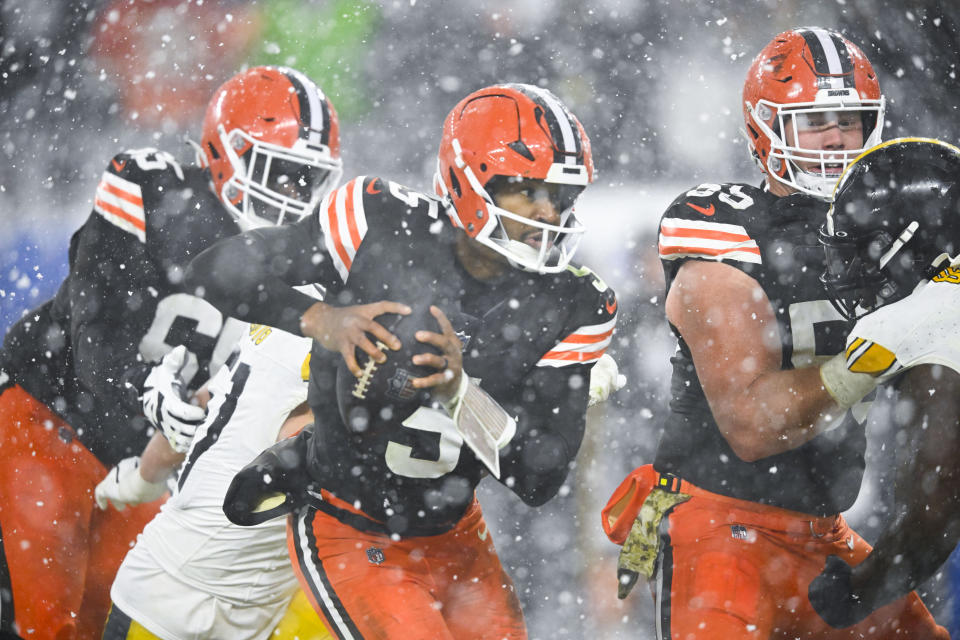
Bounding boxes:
[92,148,189,244]
[316,175,445,282]
[658,182,769,266]
[536,263,618,368]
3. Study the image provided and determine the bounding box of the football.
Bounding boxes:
[335,303,445,433]
[335,303,482,434]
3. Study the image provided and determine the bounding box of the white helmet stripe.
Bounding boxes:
[803,27,846,90]
[810,28,845,74]
[525,85,578,165]
[284,67,326,147]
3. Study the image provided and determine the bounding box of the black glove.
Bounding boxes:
[223,424,318,526]
[809,554,867,628]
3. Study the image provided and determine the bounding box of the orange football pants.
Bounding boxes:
[0,386,162,640]
[288,495,527,640]
[656,473,948,639]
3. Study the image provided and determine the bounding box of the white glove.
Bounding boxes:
[589,353,627,407]
[94,456,168,510]
[141,345,206,453]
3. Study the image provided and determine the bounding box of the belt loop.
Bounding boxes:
[657,472,681,494]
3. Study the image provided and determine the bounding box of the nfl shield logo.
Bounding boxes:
[730,525,749,541]
[367,547,385,565]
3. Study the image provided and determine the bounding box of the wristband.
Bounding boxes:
[131,462,168,496]
[442,372,470,416]
[819,353,878,410]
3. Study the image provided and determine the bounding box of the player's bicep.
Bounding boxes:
[666,260,782,409]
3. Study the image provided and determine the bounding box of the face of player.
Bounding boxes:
[456,177,584,281]
[768,111,866,198]
[492,179,563,250]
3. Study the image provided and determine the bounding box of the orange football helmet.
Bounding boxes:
[743,27,884,199]
[435,83,593,273]
[200,66,342,229]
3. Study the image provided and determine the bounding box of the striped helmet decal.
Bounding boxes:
[507,83,583,165]
[282,67,333,148]
[796,27,855,89]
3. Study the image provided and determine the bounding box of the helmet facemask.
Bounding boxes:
[820,213,922,320]
[480,175,587,274]
[750,95,885,200]
[218,124,343,230]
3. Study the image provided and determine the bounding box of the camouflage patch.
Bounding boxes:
[617,488,692,597]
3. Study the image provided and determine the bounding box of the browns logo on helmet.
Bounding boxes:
[434,83,593,274]
[200,66,343,229]
[743,27,885,200]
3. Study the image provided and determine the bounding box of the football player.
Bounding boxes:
[0,66,341,640]
[183,83,617,638]
[601,28,948,638]
[101,310,330,639]
[809,138,960,628]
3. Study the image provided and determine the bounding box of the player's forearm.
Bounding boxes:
[849,510,956,615]
[185,231,318,334]
[717,366,847,461]
[498,386,588,506]
[140,431,186,483]
[72,332,147,414]
[855,367,960,607]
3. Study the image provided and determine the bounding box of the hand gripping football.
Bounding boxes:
[335,303,444,433]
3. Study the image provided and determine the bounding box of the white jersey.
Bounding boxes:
[111,323,313,640]
[845,263,960,383]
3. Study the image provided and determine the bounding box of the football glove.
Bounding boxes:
[589,353,626,407]
[223,424,318,526]
[809,554,866,629]
[141,345,206,453]
[94,456,168,510]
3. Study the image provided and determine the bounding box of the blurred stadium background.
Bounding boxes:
[1,0,959,637]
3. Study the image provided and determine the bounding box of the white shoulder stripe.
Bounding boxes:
[93,171,146,243]
[569,317,617,335]
[351,177,369,244]
[658,235,761,252]
[318,177,369,283]
[536,317,616,367]
[101,170,142,194]
[318,191,347,282]
[660,250,763,264]
[660,217,751,235]
[659,216,761,264]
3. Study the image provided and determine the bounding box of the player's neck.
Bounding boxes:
[454,233,510,283]
[766,177,794,198]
